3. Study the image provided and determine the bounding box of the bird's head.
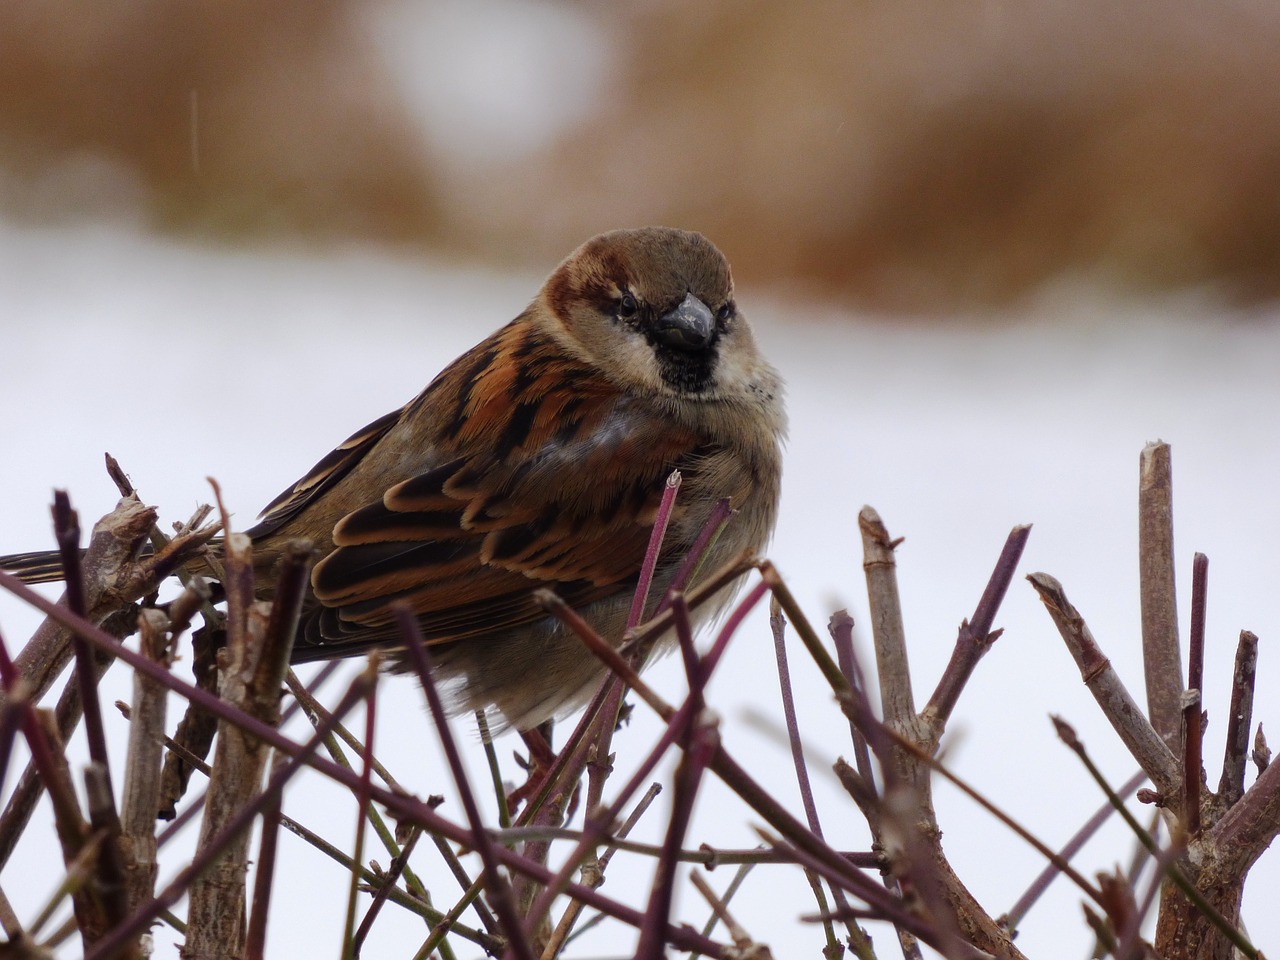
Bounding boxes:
[539,227,771,403]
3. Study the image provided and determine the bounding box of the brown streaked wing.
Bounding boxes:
[304,341,709,648]
[247,407,405,540]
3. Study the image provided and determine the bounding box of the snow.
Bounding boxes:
[2,217,1278,957]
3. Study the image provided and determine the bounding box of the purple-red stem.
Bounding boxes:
[156,660,341,848]
[85,671,375,960]
[925,524,1031,728]
[671,594,699,691]
[628,470,682,630]
[524,582,756,933]
[656,497,733,615]
[392,605,536,960]
[1,570,730,957]
[829,611,877,797]
[771,603,849,955]
[635,715,718,960]
[244,753,285,960]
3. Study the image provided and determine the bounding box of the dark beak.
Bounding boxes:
[653,292,715,352]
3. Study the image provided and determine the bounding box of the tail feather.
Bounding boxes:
[0,549,70,584]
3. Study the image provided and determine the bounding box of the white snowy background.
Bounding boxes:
[2,3,1280,958]
[3,217,1279,959]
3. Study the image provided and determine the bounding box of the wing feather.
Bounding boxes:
[285,317,718,657]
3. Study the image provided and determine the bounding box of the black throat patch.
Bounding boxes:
[651,340,718,394]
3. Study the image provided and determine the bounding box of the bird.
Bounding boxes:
[1,227,785,730]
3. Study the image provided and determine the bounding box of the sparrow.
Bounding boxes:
[2,227,786,730]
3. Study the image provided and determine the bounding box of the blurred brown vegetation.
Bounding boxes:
[4,0,1280,310]
[0,0,437,238]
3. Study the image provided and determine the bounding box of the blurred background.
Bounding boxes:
[3,1,1280,957]
[6,0,1280,308]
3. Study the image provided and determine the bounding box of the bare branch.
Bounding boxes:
[858,506,915,727]
[1218,631,1258,807]
[119,609,172,914]
[1138,442,1183,754]
[1027,573,1181,803]
[1182,553,1208,836]
[925,523,1032,734]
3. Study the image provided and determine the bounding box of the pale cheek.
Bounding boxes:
[606,338,669,394]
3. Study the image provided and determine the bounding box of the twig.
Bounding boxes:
[1138,442,1184,754]
[756,561,849,703]
[119,609,173,913]
[82,762,129,934]
[1004,770,1147,931]
[1183,552,1208,836]
[1119,840,1181,960]
[858,506,914,727]
[635,712,718,960]
[1,495,215,709]
[283,671,464,933]
[352,827,423,958]
[540,784,662,960]
[1051,716,1257,959]
[689,871,773,960]
[925,524,1031,732]
[272,814,493,950]
[527,580,770,945]
[185,528,311,958]
[244,749,287,960]
[1027,572,1182,803]
[2,570,731,957]
[393,605,537,960]
[627,469,681,629]
[769,599,848,959]
[53,492,114,798]
[828,611,876,798]
[342,673,379,959]
[0,627,118,872]
[86,668,377,960]
[1218,631,1259,807]
[754,828,983,959]
[656,498,734,615]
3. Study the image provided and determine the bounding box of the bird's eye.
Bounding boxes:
[617,292,639,319]
[716,300,736,324]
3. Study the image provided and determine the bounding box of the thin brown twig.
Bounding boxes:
[858,506,914,728]
[53,492,114,796]
[828,611,876,800]
[539,784,662,960]
[1027,572,1182,803]
[1183,552,1208,836]
[1138,442,1184,755]
[84,668,378,960]
[0,570,732,957]
[1218,630,1259,808]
